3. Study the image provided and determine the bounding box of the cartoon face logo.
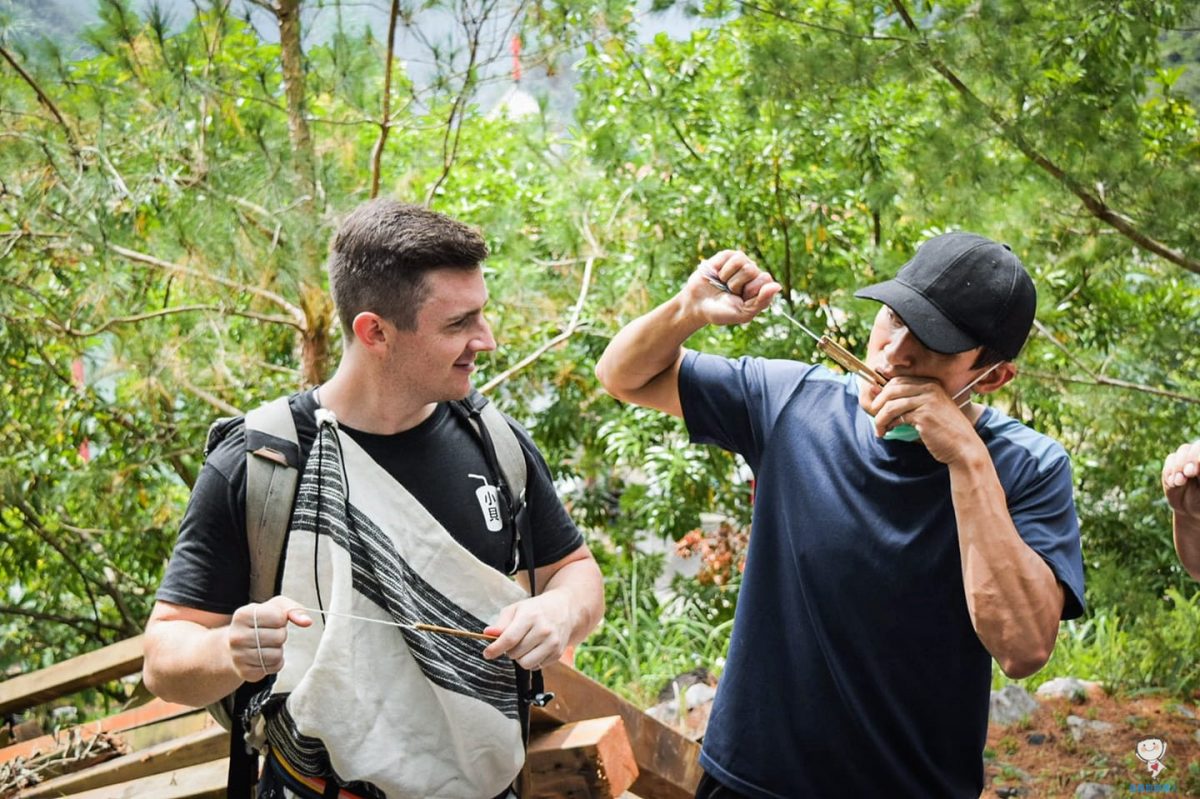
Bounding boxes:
[1135,738,1167,779]
[1136,737,1166,763]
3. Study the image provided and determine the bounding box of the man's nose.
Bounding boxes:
[883,325,919,367]
[472,318,497,353]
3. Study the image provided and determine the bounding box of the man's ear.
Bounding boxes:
[350,312,390,352]
[973,361,1017,395]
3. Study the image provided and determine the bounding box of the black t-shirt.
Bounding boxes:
[157,389,583,614]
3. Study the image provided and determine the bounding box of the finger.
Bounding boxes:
[720,258,759,294]
[243,602,290,630]
[267,595,312,627]
[515,641,559,671]
[744,280,782,312]
[483,612,533,661]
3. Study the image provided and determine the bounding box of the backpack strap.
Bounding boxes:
[227,396,300,799]
[456,389,527,511]
[243,396,301,603]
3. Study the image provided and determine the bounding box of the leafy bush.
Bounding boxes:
[998,588,1200,698]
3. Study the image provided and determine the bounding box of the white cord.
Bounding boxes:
[300,606,417,629]
[253,605,268,674]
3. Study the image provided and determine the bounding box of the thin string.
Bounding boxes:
[299,606,419,630]
[253,605,268,674]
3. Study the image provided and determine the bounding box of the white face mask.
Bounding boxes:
[878,361,1004,442]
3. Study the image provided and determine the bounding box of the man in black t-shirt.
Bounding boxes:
[143,200,605,798]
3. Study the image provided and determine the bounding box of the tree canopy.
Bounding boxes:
[1,0,1197,697]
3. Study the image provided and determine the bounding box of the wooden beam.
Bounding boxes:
[0,636,145,716]
[0,698,194,763]
[534,663,703,799]
[56,757,226,799]
[527,715,638,799]
[18,726,227,798]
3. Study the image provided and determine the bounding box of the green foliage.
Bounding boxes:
[998,587,1200,697]
[0,0,1198,715]
[575,551,734,705]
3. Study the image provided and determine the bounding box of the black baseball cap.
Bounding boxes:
[854,232,1036,361]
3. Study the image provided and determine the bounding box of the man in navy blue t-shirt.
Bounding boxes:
[595,232,1085,798]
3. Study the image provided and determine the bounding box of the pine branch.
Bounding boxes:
[0,44,80,156]
[889,0,1200,277]
[1028,320,1200,406]
[480,217,601,393]
[108,244,306,329]
[45,304,301,337]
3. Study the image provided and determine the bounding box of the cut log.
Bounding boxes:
[527,715,638,799]
[0,636,144,717]
[18,726,226,798]
[535,663,702,799]
[56,757,226,799]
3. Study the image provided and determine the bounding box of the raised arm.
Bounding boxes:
[1163,440,1200,581]
[594,250,781,417]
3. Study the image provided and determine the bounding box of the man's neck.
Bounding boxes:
[317,369,438,434]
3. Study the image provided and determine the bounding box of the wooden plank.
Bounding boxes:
[527,715,638,799]
[0,636,145,717]
[119,710,215,752]
[18,726,227,798]
[59,757,226,799]
[0,698,194,763]
[534,663,703,799]
[0,637,145,720]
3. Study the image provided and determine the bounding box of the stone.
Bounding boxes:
[1026,733,1047,745]
[1074,783,1114,799]
[989,684,1039,726]
[1035,677,1103,702]
[1066,715,1115,742]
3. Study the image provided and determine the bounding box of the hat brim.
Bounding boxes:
[855,279,979,355]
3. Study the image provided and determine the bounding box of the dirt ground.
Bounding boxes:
[984,693,1200,797]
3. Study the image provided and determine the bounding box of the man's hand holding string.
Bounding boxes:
[227,595,312,681]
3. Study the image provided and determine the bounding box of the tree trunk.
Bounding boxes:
[276,0,316,196]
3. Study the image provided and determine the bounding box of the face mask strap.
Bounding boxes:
[952,361,1003,408]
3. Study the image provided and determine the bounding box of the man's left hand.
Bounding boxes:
[865,376,982,465]
[481,593,573,670]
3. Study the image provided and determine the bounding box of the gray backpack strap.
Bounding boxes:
[478,401,527,507]
[243,396,301,604]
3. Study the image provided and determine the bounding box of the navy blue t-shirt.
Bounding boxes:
[680,352,1085,799]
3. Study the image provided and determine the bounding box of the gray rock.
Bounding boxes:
[1166,702,1196,720]
[684,682,716,708]
[1074,783,1114,799]
[989,684,1039,726]
[1035,677,1101,701]
[1066,715,1115,742]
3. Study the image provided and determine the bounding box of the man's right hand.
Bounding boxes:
[227,596,313,681]
[685,250,781,326]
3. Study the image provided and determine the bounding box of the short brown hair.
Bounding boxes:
[327,199,488,332]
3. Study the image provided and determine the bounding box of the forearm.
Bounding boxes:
[595,294,703,412]
[1175,512,1200,582]
[539,557,605,647]
[950,449,1063,678]
[143,619,241,707]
